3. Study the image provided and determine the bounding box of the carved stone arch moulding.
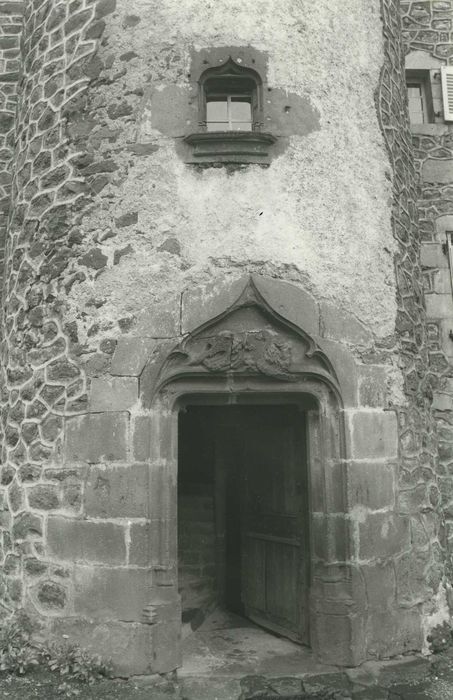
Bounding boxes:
[137,275,367,670]
[144,275,342,404]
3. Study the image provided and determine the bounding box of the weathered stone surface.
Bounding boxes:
[129,520,170,566]
[27,484,59,510]
[115,211,138,228]
[89,376,138,411]
[425,293,453,318]
[111,337,156,376]
[366,608,423,659]
[12,512,42,539]
[362,560,396,610]
[347,462,395,510]
[135,302,180,337]
[420,243,448,269]
[73,566,149,621]
[132,416,151,462]
[50,618,153,676]
[47,517,126,564]
[359,513,410,560]
[25,557,47,576]
[320,301,372,346]
[37,580,66,609]
[85,464,148,518]
[315,337,359,408]
[79,248,108,270]
[95,0,117,20]
[64,412,129,463]
[358,365,389,408]
[350,410,398,460]
[422,158,453,183]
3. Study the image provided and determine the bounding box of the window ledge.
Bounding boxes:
[183,130,277,164]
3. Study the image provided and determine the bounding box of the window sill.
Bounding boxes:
[183,130,277,164]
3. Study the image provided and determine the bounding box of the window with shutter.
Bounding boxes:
[441,66,453,122]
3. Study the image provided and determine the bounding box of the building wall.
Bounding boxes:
[401,0,453,585]
[0,0,448,675]
[0,1,23,291]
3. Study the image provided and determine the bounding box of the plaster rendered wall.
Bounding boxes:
[64,0,398,344]
[0,0,446,677]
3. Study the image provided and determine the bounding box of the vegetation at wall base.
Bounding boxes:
[0,610,111,683]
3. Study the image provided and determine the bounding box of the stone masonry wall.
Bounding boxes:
[400,0,453,586]
[0,1,23,291]
[0,0,114,627]
[0,0,449,675]
[353,0,447,655]
[402,0,453,59]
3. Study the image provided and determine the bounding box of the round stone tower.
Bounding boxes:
[0,0,448,676]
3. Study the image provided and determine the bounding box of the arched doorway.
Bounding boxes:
[140,277,363,671]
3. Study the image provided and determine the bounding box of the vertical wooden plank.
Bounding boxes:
[242,536,266,612]
[265,540,299,629]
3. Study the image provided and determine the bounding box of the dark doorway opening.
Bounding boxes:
[178,403,310,644]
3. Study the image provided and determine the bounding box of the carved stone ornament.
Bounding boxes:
[152,277,340,396]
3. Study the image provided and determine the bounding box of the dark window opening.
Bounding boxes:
[205,76,256,132]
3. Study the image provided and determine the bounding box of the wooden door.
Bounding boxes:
[239,405,309,643]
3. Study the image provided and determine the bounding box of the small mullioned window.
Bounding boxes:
[184,56,276,164]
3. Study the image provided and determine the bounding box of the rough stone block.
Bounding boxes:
[425,293,453,318]
[395,551,432,606]
[346,462,395,510]
[252,274,319,337]
[181,275,249,334]
[50,617,153,676]
[313,611,366,666]
[47,517,126,564]
[89,376,138,411]
[148,463,176,521]
[422,158,453,183]
[312,514,350,563]
[420,243,448,269]
[350,410,398,460]
[64,412,128,463]
[396,484,428,514]
[358,513,410,560]
[138,340,176,408]
[432,392,453,411]
[315,337,358,407]
[358,365,388,408]
[74,566,150,621]
[365,608,423,659]
[151,617,182,673]
[85,464,148,518]
[27,484,60,510]
[361,561,396,611]
[129,519,175,566]
[320,302,372,347]
[132,416,151,461]
[111,337,156,376]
